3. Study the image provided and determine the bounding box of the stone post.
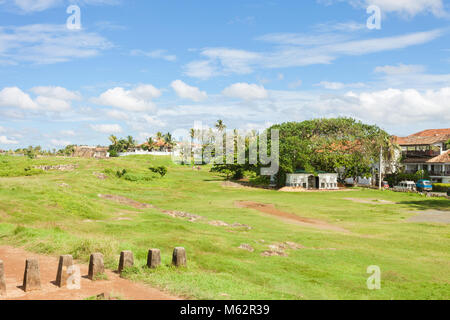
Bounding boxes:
[172,247,187,267]
[0,260,6,296]
[118,251,134,273]
[147,249,161,269]
[55,255,74,288]
[88,253,104,280]
[23,258,41,292]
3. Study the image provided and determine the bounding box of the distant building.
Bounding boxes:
[394,129,450,183]
[73,146,109,159]
[286,170,339,189]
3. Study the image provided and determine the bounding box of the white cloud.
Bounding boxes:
[0,87,39,110]
[5,0,120,13]
[318,0,446,17]
[142,115,167,127]
[130,49,176,62]
[96,85,161,112]
[90,124,123,134]
[374,64,426,75]
[12,0,61,12]
[184,60,217,79]
[60,130,76,136]
[0,135,19,144]
[51,139,71,146]
[312,87,450,124]
[35,96,72,111]
[186,29,443,78]
[0,126,5,133]
[171,80,207,102]
[0,24,112,65]
[363,0,446,18]
[31,86,81,100]
[106,109,129,120]
[288,80,303,89]
[222,83,269,100]
[315,81,365,90]
[0,86,80,112]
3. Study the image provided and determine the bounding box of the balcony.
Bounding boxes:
[428,171,450,177]
[402,150,441,158]
[404,170,450,176]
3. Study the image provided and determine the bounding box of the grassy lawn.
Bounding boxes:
[0,155,449,300]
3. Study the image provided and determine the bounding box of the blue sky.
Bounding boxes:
[0,0,449,149]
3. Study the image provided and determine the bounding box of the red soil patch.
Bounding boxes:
[98,194,154,209]
[235,201,349,233]
[0,246,180,300]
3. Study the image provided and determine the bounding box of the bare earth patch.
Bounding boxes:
[238,244,254,252]
[235,201,349,233]
[99,194,251,229]
[279,187,356,193]
[34,164,78,171]
[407,210,450,224]
[0,245,179,300]
[344,198,396,205]
[98,194,154,209]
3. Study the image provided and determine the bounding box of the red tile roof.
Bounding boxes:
[410,128,450,136]
[427,150,450,163]
[394,129,450,146]
[403,151,450,163]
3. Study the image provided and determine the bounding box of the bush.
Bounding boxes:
[109,149,118,157]
[123,173,155,182]
[432,183,450,192]
[149,166,167,177]
[384,171,430,187]
[116,169,127,178]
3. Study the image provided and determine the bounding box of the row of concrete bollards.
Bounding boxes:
[0,247,187,296]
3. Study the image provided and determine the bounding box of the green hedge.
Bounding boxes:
[432,183,450,192]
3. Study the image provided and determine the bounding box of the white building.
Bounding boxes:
[286,171,339,189]
[395,129,450,184]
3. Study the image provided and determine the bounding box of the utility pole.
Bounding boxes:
[379,145,383,190]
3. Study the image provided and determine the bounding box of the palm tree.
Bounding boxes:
[163,132,174,151]
[109,135,118,146]
[126,135,136,151]
[156,132,163,140]
[377,134,401,189]
[215,120,226,132]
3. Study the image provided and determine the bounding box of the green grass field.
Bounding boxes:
[0,155,449,300]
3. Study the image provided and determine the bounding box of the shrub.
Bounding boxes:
[109,149,118,157]
[432,183,450,192]
[123,173,155,182]
[116,169,127,178]
[149,166,167,177]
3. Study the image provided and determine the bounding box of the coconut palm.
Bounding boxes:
[215,120,226,132]
[109,135,118,146]
[126,135,136,150]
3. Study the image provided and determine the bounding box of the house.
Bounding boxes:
[73,146,109,159]
[394,129,450,183]
[286,170,339,190]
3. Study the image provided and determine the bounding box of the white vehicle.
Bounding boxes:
[394,181,417,192]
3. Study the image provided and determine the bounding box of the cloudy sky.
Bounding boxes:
[0,0,449,149]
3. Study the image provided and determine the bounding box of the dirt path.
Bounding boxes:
[407,210,450,223]
[0,246,180,300]
[235,201,349,233]
[344,198,396,205]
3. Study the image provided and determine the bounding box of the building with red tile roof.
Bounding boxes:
[395,129,450,183]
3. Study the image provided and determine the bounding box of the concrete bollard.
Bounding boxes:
[55,255,74,288]
[23,258,41,292]
[118,251,134,273]
[172,247,187,267]
[0,260,6,296]
[147,249,161,269]
[88,253,104,280]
